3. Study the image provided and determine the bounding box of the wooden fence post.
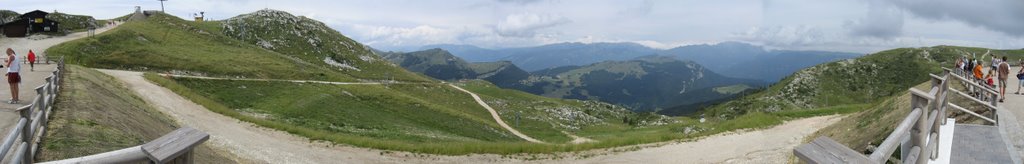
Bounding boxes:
[19,105,32,164]
[909,91,930,164]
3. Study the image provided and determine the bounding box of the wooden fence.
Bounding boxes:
[794,68,1001,164]
[0,58,209,164]
[0,57,67,164]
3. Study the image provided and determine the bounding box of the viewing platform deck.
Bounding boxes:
[796,67,1024,164]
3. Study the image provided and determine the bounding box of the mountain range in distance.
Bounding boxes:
[379,48,765,115]
[419,42,862,82]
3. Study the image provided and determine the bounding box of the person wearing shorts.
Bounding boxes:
[997,56,1010,102]
[4,48,20,104]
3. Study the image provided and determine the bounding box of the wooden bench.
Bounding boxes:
[142,127,209,164]
[39,127,209,164]
[794,137,873,164]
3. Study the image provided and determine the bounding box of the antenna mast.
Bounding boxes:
[158,0,168,12]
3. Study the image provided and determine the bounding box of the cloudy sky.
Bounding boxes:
[4,0,1023,53]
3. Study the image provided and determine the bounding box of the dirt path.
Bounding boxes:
[997,66,1024,159]
[0,23,121,157]
[559,115,843,164]
[101,69,473,163]
[0,24,119,58]
[158,73,388,85]
[104,69,843,163]
[447,83,544,143]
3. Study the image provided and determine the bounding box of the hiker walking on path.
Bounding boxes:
[4,48,20,104]
[27,50,35,71]
[998,56,1010,102]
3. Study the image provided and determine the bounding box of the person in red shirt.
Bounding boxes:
[26,50,35,71]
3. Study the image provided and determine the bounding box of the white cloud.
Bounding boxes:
[5,0,1022,53]
[495,13,571,37]
[733,25,830,47]
[888,0,1024,37]
[843,1,904,39]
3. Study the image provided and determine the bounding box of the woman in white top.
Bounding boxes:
[5,48,20,104]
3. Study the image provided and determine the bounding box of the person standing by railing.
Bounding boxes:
[998,56,1010,102]
[992,55,1001,72]
[4,48,20,104]
[975,60,985,81]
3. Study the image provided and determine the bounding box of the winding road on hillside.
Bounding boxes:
[99,69,847,163]
[447,83,545,143]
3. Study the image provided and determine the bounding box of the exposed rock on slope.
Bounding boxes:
[222,9,426,81]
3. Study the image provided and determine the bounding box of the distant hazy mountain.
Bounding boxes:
[662,42,860,82]
[381,49,763,113]
[418,44,504,62]
[379,48,476,81]
[420,42,859,82]
[379,49,529,86]
[420,42,658,71]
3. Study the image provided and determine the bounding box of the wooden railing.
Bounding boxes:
[795,67,1002,163]
[39,127,209,164]
[944,67,1000,125]
[0,57,66,164]
[0,58,209,163]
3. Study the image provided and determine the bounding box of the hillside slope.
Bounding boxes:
[222,9,428,82]
[39,65,240,163]
[379,48,530,86]
[45,9,693,155]
[46,12,358,82]
[379,48,476,80]
[705,46,1024,119]
[46,12,104,32]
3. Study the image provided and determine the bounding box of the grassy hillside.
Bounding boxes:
[222,9,428,82]
[46,13,358,82]
[47,12,103,32]
[704,46,995,119]
[804,67,1012,161]
[0,10,18,23]
[39,65,241,163]
[146,74,689,154]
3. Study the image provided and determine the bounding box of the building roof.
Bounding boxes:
[20,10,48,19]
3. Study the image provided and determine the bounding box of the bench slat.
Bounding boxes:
[141,127,209,163]
[795,137,874,164]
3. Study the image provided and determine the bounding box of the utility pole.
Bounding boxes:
[158,0,168,12]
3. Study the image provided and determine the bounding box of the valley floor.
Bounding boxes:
[88,68,850,163]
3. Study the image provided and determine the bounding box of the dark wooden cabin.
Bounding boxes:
[1,10,59,37]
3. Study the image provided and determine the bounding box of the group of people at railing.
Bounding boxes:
[954,55,1024,103]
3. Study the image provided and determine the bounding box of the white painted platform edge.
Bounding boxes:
[928,118,955,164]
